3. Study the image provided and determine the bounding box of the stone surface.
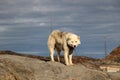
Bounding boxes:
[0,54,112,80]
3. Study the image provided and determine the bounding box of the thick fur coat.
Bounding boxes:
[48,30,81,66]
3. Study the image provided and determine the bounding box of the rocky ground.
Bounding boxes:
[0,45,120,80]
[103,45,120,63]
[0,54,109,80]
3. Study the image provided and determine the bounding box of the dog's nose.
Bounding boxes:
[74,45,76,48]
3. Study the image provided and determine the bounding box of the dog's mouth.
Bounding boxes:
[67,44,77,49]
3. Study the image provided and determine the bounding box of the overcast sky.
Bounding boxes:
[0,0,120,58]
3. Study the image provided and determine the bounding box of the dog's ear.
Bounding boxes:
[77,36,80,40]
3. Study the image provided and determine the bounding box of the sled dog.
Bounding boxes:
[48,30,81,65]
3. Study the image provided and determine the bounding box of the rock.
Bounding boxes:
[103,45,120,63]
[0,53,112,80]
[108,72,120,80]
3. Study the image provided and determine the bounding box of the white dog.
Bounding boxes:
[48,30,81,66]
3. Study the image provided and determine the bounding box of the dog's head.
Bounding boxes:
[67,34,81,48]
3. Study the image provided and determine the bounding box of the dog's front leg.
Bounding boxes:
[64,49,69,66]
[69,49,74,65]
[69,54,73,65]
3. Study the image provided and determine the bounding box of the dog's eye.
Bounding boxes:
[71,41,73,43]
[75,41,77,43]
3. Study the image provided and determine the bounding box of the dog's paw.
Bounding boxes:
[70,63,74,66]
[66,63,74,66]
[51,60,55,63]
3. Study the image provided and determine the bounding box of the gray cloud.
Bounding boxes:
[0,0,120,58]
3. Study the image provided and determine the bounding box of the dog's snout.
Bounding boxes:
[74,45,76,48]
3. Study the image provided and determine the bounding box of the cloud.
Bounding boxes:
[17,51,49,56]
[0,27,8,32]
[84,52,104,55]
[0,0,120,58]
[39,22,47,26]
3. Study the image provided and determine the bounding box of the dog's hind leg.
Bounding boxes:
[50,48,55,62]
[56,49,61,62]
[48,43,55,62]
[48,36,55,62]
[49,47,55,62]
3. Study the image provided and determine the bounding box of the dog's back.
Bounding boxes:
[48,30,64,45]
